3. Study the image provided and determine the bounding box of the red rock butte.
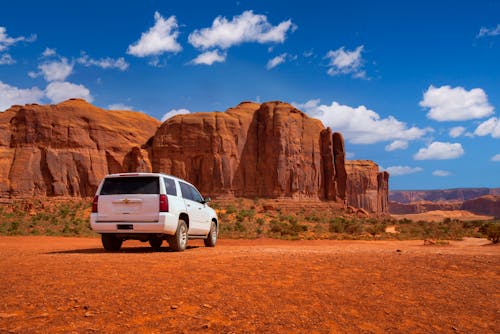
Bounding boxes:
[0,99,389,213]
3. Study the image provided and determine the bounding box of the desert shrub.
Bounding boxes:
[225,205,237,214]
[329,217,347,233]
[486,223,500,244]
[269,217,307,238]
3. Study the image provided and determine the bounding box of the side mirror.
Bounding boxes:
[203,197,211,204]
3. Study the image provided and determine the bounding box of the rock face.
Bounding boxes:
[461,195,500,217]
[0,99,160,197]
[152,101,388,213]
[1,99,389,213]
[345,160,389,213]
[153,101,330,199]
[389,201,462,214]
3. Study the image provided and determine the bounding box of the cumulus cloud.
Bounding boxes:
[0,81,44,111]
[108,103,133,110]
[161,108,190,122]
[191,50,226,65]
[0,53,15,65]
[0,26,36,52]
[491,154,500,162]
[432,170,451,177]
[385,140,408,152]
[294,99,431,144]
[449,126,466,138]
[266,53,287,69]
[45,81,93,103]
[474,117,500,138]
[42,48,56,57]
[477,24,500,38]
[325,45,366,78]
[414,141,464,160]
[32,57,74,82]
[188,10,295,50]
[127,12,182,57]
[384,166,423,176]
[420,85,494,121]
[77,52,129,71]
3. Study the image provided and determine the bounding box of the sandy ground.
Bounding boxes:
[0,236,498,334]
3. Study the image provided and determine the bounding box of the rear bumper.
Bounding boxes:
[90,213,178,235]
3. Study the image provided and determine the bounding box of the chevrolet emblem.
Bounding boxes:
[123,198,130,204]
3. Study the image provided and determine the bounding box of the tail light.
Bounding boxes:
[92,195,99,213]
[159,194,168,212]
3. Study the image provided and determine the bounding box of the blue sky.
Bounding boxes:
[1,0,499,190]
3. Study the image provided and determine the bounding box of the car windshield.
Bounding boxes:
[100,177,159,195]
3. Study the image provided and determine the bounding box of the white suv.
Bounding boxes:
[90,173,218,252]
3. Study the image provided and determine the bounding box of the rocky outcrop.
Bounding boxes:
[0,99,160,197]
[152,101,388,212]
[153,101,332,199]
[1,99,389,213]
[345,160,388,213]
[461,195,500,217]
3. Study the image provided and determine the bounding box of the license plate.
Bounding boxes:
[117,224,133,230]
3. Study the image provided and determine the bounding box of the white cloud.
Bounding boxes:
[0,26,36,52]
[384,166,423,176]
[420,85,494,121]
[414,141,464,160]
[42,48,56,57]
[191,50,226,65]
[346,152,355,159]
[127,12,182,57]
[36,58,74,82]
[294,99,431,144]
[477,24,500,38]
[188,10,295,50]
[0,81,44,111]
[491,154,500,162]
[449,126,466,138]
[161,108,190,122]
[45,81,93,103]
[432,170,451,177]
[77,53,129,70]
[325,45,366,78]
[266,53,287,69]
[474,117,500,138]
[385,140,408,151]
[0,53,15,65]
[108,103,133,110]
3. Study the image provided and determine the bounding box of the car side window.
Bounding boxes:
[189,185,204,203]
[164,178,177,196]
[179,182,194,201]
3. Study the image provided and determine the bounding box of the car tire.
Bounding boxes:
[204,221,217,247]
[101,234,122,251]
[169,220,188,252]
[149,236,163,251]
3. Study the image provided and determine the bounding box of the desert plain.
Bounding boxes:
[0,236,498,333]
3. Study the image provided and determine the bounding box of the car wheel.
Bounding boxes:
[101,234,122,251]
[204,221,217,247]
[149,236,163,251]
[169,220,188,252]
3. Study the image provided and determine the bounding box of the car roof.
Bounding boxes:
[104,173,196,188]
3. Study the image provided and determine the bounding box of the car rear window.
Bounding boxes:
[100,177,159,195]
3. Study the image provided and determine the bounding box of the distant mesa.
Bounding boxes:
[389,189,500,217]
[0,99,389,213]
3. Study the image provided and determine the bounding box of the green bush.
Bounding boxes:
[487,224,500,244]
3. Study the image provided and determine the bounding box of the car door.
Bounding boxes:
[179,182,209,235]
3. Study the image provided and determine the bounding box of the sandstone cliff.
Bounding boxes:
[0,99,389,213]
[0,99,160,197]
[152,101,388,212]
[345,160,389,213]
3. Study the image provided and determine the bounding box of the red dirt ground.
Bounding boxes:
[0,237,498,333]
